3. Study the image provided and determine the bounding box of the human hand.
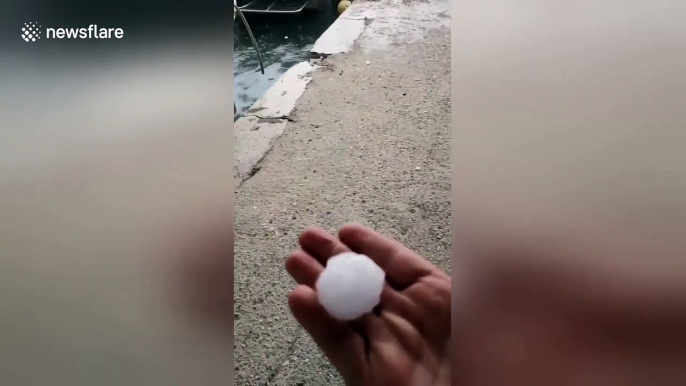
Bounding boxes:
[286,224,451,385]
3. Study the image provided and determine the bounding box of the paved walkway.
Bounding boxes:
[234,1,450,384]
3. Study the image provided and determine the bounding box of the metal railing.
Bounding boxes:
[237,0,312,14]
[235,4,265,75]
[235,3,265,117]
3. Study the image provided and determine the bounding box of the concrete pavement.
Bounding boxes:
[234,1,450,384]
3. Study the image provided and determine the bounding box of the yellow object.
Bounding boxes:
[337,0,352,15]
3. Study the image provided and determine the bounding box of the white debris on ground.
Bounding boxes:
[316,252,385,320]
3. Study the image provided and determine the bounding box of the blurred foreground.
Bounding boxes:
[0,5,235,383]
[453,1,686,384]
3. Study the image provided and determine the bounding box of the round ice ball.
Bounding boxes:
[316,252,385,320]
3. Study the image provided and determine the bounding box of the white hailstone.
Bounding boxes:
[316,252,385,320]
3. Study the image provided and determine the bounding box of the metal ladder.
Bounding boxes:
[237,0,313,14]
[234,2,265,119]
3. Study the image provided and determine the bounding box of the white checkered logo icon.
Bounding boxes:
[22,22,41,42]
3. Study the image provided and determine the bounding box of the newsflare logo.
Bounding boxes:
[21,22,124,43]
[21,22,41,42]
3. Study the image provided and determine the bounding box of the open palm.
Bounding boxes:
[286,224,451,385]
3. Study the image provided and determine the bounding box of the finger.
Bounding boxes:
[360,314,421,386]
[379,285,418,321]
[382,311,426,357]
[299,227,351,265]
[339,223,434,289]
[289,285,365,378]
[403,274,452,336]
[353,312,419,373]
[285,249,323,288]
[347,312,395,362]
[343,286,413,332]
[356,313,395,345]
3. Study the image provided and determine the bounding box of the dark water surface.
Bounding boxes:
[233,6,338,116]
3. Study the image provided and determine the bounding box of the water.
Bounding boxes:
[233,5,338,116]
